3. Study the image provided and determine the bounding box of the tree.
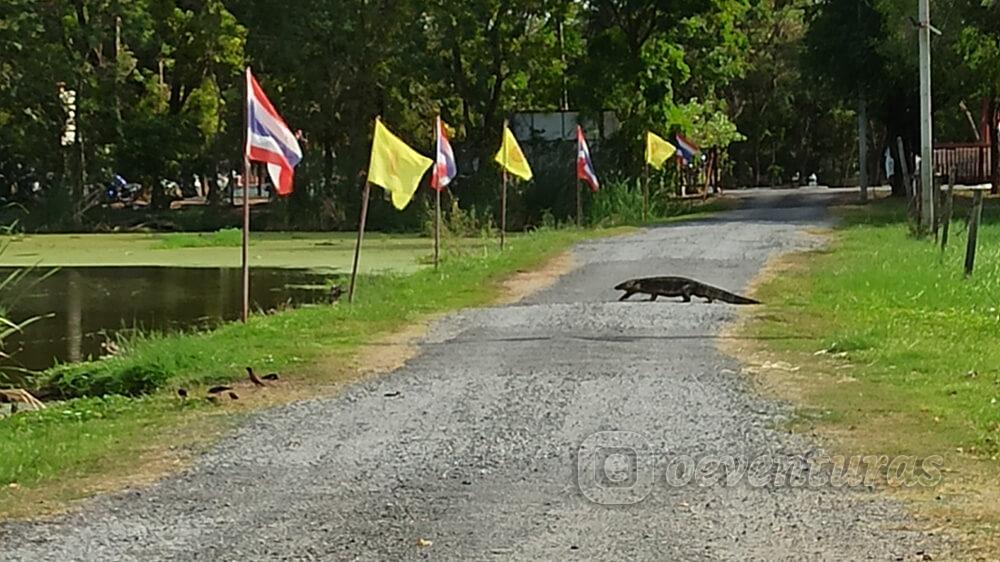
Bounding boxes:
[573,0,752,169]
[955,0,1000,192]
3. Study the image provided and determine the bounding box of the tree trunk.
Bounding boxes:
[206,171,220,205]
[888,137,908,197]
[990,98,999,195]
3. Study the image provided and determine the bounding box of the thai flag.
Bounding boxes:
[245,68,302,196]
[431,116,457,190]
[576,126,599,192]
[674,134,699,165]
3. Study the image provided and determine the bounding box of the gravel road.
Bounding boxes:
[0,189,948,561]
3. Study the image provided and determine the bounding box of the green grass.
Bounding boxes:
[750,196,1000,455]
[0,226,628,516]
[153,228,244,249]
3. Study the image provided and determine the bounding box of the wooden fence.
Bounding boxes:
[933,142,992,184]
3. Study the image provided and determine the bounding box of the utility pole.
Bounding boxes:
[858,96,869,203]
[918,0,934,233]
[556,14,568,111]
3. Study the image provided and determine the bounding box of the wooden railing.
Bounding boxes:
[934,143,992,184]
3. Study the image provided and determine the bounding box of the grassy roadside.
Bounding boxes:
[0,226,628,519]
[731,197,1000,557]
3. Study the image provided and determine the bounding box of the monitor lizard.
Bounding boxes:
[614,276,760,305]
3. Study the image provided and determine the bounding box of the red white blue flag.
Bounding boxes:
[431,116,457,190]
[245,68,302,196]
[576,126,599,192]
[674,134,699,165]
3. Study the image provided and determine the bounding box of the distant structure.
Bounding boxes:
[933,98,995,185]
[510,111,620,143]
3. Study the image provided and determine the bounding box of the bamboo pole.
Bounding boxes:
[241,69,251,324]
[434,184,441,268]
[348,181,371,303]
[500,168,508,250]
[576,179,582,227]
[241,157,250,323]
[643,165,649,221]
[500,118,508,250]
[433,115,441,268]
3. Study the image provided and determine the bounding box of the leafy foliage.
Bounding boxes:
[4,0,999,226]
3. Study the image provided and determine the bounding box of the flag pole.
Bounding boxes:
[348,180,371,303]
[642,162,649,223]
[241,159,250,322]
[575,126,582,227]
[500,118,508,251]
[501,169,507,250]
[576,179,582,227]
[434,115,441,268]
[241,68,251,323]
[435,184,442,268]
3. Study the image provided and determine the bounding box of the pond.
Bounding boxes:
[0,267,332,377]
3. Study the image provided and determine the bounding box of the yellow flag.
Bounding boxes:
[368,119,433,210]
[645,132,677,170]
[494,125,533,181]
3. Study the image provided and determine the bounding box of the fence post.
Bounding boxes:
[964,189,984,277]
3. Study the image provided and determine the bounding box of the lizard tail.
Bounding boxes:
[705,286,760,305]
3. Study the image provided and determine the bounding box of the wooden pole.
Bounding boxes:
[940,166,955,253]
[434,185,441,268]
[645,164,651,220]
[678,156,686,198]
[433,114,441,268]
[964,189,984,277]
[576,179,582,227]
[500,118,508,250]
[500,168,508,250]
[858,96,869,203]
[348,181,371,303]
[933,174,941,242]
[702,150,715,201]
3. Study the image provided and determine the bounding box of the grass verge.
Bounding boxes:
[0,226,626,519]
[729,196,1000,558]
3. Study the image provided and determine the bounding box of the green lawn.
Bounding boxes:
[0,231,487,273]
[751,197,1000,455]
[741,196,1000,553]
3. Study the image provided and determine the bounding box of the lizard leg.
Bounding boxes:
[648,294,658,302]
[618,291,636,301]
[681,285,693,303]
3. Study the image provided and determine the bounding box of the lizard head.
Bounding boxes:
[614,279,638,292]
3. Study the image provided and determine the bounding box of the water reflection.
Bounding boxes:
[1,267,331,374]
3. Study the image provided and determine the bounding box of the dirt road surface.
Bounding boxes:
[0,189,948,561]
